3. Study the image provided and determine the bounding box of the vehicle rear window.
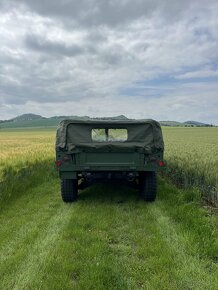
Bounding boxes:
[92,128,128,142]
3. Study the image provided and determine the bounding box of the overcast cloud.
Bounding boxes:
[0,0,218,123]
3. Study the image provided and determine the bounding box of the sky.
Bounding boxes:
[0,0,218,123]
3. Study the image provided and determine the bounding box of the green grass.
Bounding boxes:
[0,178,217,290]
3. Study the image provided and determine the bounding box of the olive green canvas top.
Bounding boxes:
[56,119,164,153]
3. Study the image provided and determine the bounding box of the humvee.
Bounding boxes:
[55,119,164,202]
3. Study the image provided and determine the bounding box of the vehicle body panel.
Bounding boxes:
[56,119,164,179]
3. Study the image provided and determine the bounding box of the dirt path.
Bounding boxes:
[0,179,217,290]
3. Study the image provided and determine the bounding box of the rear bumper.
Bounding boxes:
[58,165,158,179]
[56,151,164,179]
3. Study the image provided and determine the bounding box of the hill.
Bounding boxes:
[159,121,183,126]
[12,113,44,122]
[0,114,130,129]
[183,121,211,126]
[159,120,212,127]
[0,114,213,129]
[0,115,89,129]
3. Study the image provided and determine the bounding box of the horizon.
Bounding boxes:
[0,0,218,123]
[1,112,216,125]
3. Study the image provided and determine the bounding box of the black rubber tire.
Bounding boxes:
[61,179,78,203]
[139,171,157,202]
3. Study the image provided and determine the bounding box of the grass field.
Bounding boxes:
[0,127,218,289]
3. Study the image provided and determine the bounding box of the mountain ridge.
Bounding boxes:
[0,113,214,128]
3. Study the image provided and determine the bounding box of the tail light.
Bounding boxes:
[159,161,165,167]
[55,160,62,167]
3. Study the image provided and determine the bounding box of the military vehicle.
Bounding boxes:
[55,119,164,202]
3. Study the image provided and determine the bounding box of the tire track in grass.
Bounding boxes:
[0,181,60,265]
[150,205,218,290]
[91,182,217,290]
[10,204,73,290]
[67,184,182,289]
[103,201,180,289]
[1,181,217,289]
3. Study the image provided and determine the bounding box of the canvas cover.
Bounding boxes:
[56,119,164,153]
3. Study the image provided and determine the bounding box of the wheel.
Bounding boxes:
[61,179,78,202]
[139,171,157,202]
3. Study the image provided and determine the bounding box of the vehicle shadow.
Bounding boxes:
[78,180,141,204]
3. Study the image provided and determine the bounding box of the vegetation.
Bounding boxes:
[163,127,218,206]
[0,128,55,204]
[0,179,218,289]
[0,127,217,289]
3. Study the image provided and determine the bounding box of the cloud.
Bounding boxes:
[1,80,217,124]
[0,0,218,123]
[175,67,218,79]
[25,34,88,57]
[0,0,193,27]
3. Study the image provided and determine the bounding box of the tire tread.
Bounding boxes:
[61,179,78,202]
[139,171,157,202]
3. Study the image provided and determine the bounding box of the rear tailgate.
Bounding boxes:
[75,151,144,171]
